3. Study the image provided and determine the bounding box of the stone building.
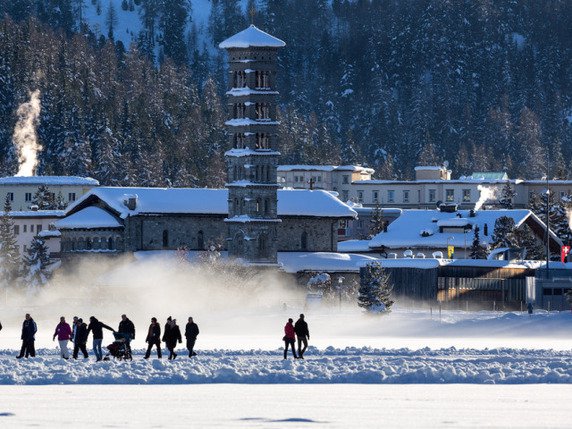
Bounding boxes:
[55,187,357,256]
[219,25,285,264]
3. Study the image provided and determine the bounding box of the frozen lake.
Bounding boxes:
[0,384,570,428]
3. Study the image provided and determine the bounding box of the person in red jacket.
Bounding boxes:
[283,318,298,359]
[53,316,72,359]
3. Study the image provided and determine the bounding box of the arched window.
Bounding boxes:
[108,237,114,250]
[86,238,93,250]
[234,103,246,119]
[162,230,169,248]
[256,198,262,214]
[258,233,267,256]
[266,166,271,182]
[255,103,270,120]
[234,198,240,214]
[234,71,246,88]
[197,230,204,250]
[255,71,270,89]
[301,231,308,251]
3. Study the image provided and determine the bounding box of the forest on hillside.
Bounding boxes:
[0,0,571,185]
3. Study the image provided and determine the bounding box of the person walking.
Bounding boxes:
[52,316,72,359]
[163,318,182,360]
[185,317,199,358]
[118,314,135,355]
[73,318,89,359]
[144,317,162,359]
[294,313,310,359]
[283,318,298,359]
[87,316,114,361]
[17,313,37,359]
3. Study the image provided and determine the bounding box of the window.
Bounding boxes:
[372,191,379,203]
[234,103,246,119]
[342,175,349,184]
[445,189,454,202]
[255,71,270,88]
[342,190,349,201]
[255,133,269,149]
[14,225,19,235]
[23,244,27,252]
[31,225,34,232]
[197,231,204,250]
[317,176,322,182]
[403,190,409,203]
[162,230,169,248]
[418,190,421,202]
[233,71,246,88]
[429,189,436,203]
[387,190,395,203]
[108,237,114,250]
[357,190,364,203]
[462,189,471,202]
[255,103,270,120]
[36,225,42,232]
[23,225,27,233]
[6,192,13,202]
[25,193,32,202]
[234,133,245,149]
[68,193,76,202]
[301,231,308,251]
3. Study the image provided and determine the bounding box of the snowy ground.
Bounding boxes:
[1,384,571,428]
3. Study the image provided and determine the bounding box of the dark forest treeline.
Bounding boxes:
[0,0,571,185]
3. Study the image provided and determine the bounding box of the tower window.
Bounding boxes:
[234,103,246,119]
[255,103,270,120]
[256,133,269,149]
[162,230,169,248]
[233,71,246,88]
[234,133,245,149]
[255,71,270,89]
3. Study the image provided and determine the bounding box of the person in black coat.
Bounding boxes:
[294,314,310,359]
[17,313,37,358]
[144,317,162,359]
[87,316,114,361]
[163,318,182,360]
[118,314,135,354]
[73,318,89,359]
[185,317,200,358]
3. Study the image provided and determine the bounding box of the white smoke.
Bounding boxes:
[13,90,42,176]
[474,185,496,211]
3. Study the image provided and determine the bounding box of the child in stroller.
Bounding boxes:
[106,332,133,360]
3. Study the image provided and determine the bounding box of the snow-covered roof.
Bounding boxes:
[278,252,377,273]
[38,230,61,238]
[225,148,281,157]
[368,209,534,249]
[64,188,357,220]
[55,206,122,230]
[0,176,99,186]
[219,25,286,49]
[414,166,447,171]
[0,210,65,218]
[277,165,375,174]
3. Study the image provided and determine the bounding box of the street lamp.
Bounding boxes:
[337,276,344,310]
[545,152,550,279]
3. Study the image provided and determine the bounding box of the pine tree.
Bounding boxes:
[358,262,394,313]
[23,236,52,289]
[368,203,385,238]
[0,194,21,288]
[491,216,517,249]
[469,225,489,259]
[499,182,516,209]
[512,224,545,260]
[32,185,56,210]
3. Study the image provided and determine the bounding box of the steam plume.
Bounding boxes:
[13,90,42,176]
[474,185,495,211]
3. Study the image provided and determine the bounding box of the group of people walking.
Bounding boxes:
[9,314,200,361]
[283,314,310,359]
[144,316,199,360]
[4,313,312,361]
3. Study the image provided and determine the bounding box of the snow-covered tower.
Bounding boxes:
[219,25,285,264]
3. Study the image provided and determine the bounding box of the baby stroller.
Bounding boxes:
[106,332,133,361]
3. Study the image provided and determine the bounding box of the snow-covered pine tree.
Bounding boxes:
[469,225,489,259]
[32,185,56,210]
[358,261,394,313]
[368,203,385,239]
[491,216,517,249]
[0,194,21,288]
[23,236,52,289]
[499,182,516,209]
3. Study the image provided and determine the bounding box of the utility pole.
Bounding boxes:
[546,151,550,279]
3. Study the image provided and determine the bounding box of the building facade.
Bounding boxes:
[3,210,64,257]
[220,25,285,264]
[0,176,99,211]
